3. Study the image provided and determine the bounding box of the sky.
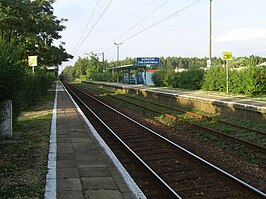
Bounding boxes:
[53,0,266,72]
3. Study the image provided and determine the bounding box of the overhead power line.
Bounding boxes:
[71,0,101,54]
[96,0,171,52]
[73,0,114,57]
[120,0,203,44]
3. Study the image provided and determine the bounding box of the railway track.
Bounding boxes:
[63,82,266,199]
[79,82,266,153]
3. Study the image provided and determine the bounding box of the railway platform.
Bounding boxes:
[83,81,266,122]
[44,82,144,199]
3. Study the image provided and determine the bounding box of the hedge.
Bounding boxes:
[152,66,265,95]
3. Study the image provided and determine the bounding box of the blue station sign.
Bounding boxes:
[136,57,160,66]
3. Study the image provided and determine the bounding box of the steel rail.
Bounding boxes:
[80,84,266,153]
[82,82,266,136]
[67,82,266,198]
[64,83,182,199]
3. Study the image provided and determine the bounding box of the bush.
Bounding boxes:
[152,69,204,90]
[170,72,180,88]
[90,72,113,82]
[202,66,226,92]
[234,67,266,95]
[202,66,266,95]
[178,69,205,90]
[0,37,56,118]
[152,70,173,87]
[24,71,56,106]
[0,37,27,117]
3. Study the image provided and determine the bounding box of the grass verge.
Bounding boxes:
[0,90,55,199]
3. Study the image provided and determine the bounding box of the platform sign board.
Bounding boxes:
[222,52,233,61]
[136,57,160,66]
[28,56,38,66]
[222,51,232,94]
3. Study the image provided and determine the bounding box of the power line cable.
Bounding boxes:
[71,0,101,54]
[120,0,203,44]
[73,0,114,57]
[97,0,171,51]
[96,0,171,52]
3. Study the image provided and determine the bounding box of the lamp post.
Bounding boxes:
[114,42,122,61]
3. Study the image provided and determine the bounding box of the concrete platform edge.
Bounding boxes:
[62,83,146,199]
[44,82,58,199]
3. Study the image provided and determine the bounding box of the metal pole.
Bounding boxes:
[117,45,119,61]
[209,0,212,67]
[114,42,122,62]
[226,60,229,94]
[102,52,104,63]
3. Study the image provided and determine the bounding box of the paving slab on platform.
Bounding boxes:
[54,82,144,199]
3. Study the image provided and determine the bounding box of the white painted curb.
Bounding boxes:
[44,82,58,199]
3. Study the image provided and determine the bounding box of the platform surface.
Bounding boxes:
[45,82,143,199]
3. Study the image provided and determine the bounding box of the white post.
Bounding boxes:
[0,100,13,138]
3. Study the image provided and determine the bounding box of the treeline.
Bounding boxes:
[0,0,72,119]
[151,56,266,95]
[62,55,266,95]
[152,66,266,95]
[62,55,135,81]
[158,55,265,69]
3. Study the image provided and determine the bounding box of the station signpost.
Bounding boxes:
[28,56,38,75]
[222,52,233,94]
[136,57,160,66]
[136,57,160,85]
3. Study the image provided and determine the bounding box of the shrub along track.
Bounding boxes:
[63,82,265,198]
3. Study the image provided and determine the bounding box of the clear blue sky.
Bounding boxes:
[53,0,266,70]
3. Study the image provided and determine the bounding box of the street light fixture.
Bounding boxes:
[114,42,123,61]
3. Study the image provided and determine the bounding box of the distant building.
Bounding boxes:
[258,62,266,67]
[175,67,188,73]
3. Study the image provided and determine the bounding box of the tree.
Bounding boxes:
[86,55,101,79]
[0,0,72,66]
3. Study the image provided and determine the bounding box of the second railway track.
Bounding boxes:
[80,82,266,153]
[63,82,266,199]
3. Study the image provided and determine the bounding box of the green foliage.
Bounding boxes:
[231,67,266,95]
[62,54,106,81]
[152,68,205,90]
[179,69,205,90]
[107,57,135,69]
[0,36,56,118]
[63,55,266,95]
[152,70,172,87]
[0,37,27,117]
[86,55,101,79]
[202,66,266,95]
[0,0,72,66]
[24,71,56,107]
[202,66,226,92]
[90,72,113,82]
[159,57,207,70]
[62,66,75,81]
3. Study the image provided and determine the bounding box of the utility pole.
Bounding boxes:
[93,52,105,72]
[114,42,122,61]
[208,0,212,67]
